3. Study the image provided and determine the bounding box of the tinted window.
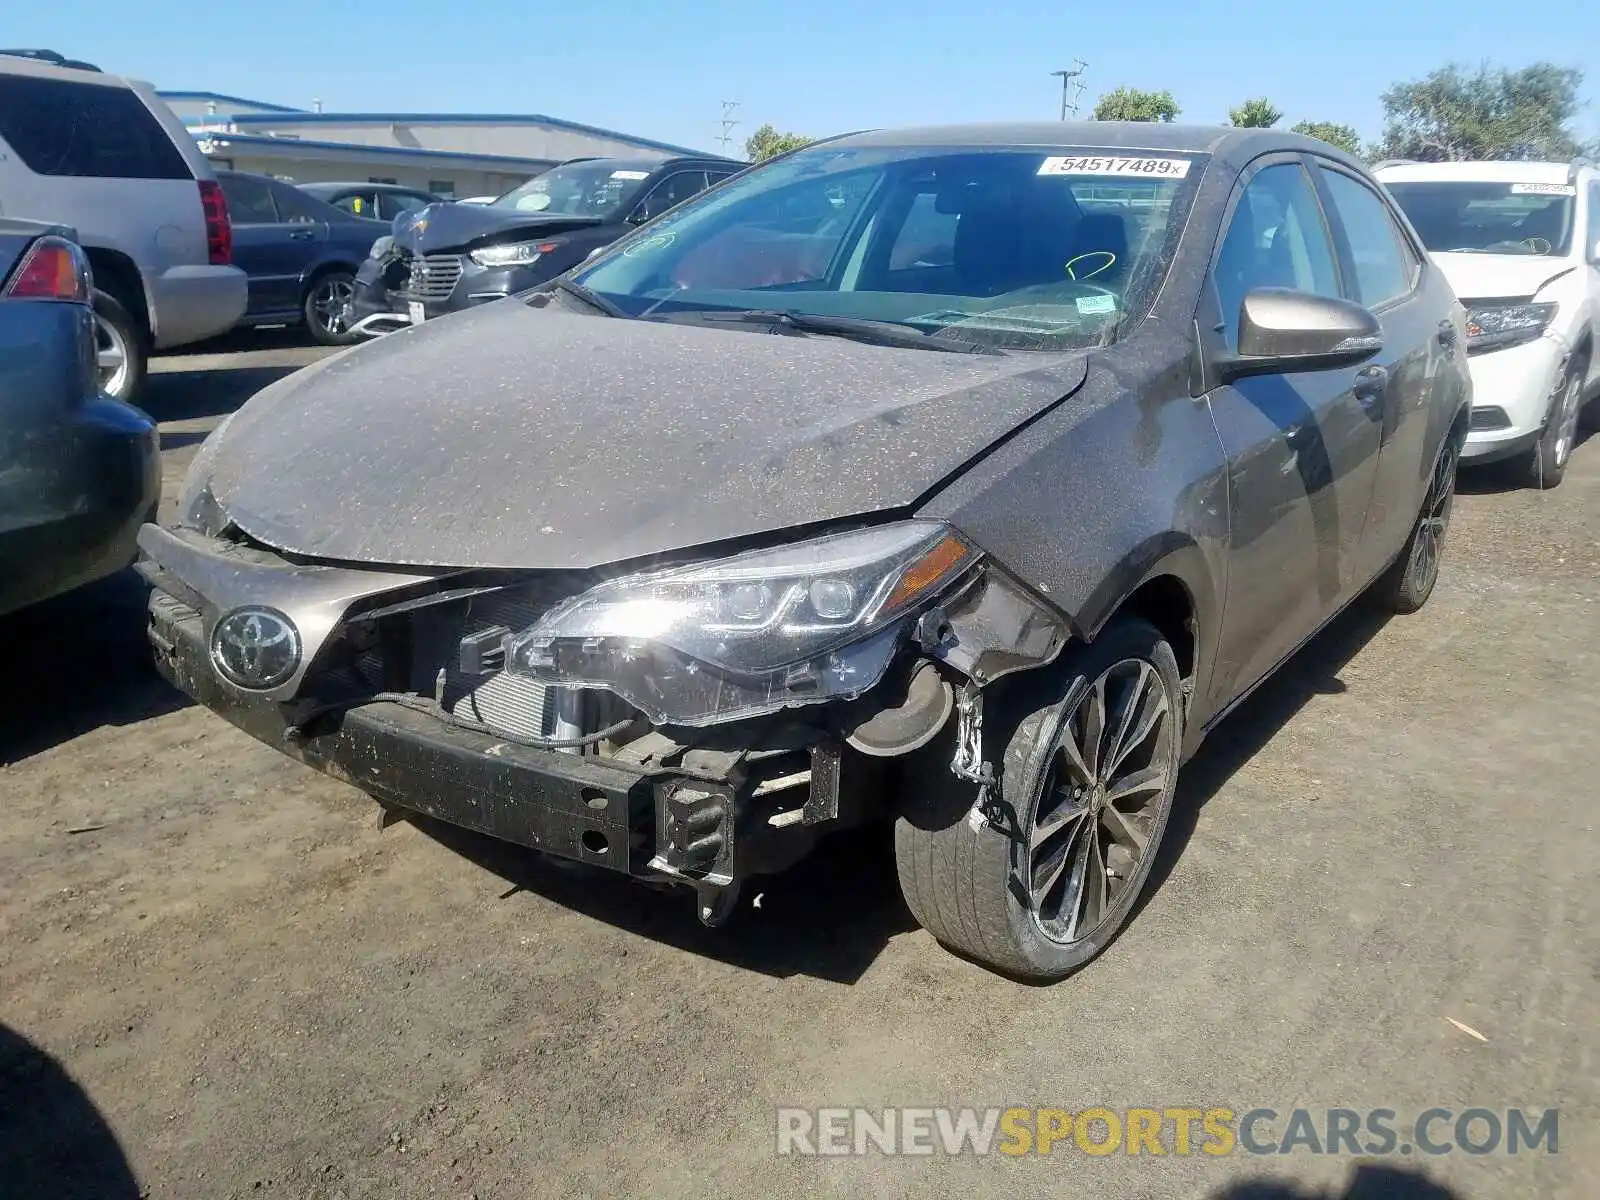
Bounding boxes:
[633,172,710,222]
[271,182,329,224]
[329,190,378,218]
[493,162,652,219]
[1321,170,1412,306]
[574,145,1206,351]
[1213,163,1340,349]
[0,74,190,179]
[380,191,432,220]
[1383,180,1575,257]
[219,174,279,223]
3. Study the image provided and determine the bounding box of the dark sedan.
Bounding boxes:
[216,171,390,344]
[1,219,159,618]
[347,155,742,336]
[141,124,1469,980]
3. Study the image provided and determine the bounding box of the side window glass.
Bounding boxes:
[1590,183,1600,257]
[1321,169,1411,307]
[380,192,431,220]
[219,175,279,224]
[888,192,959,270]
[271,184,327,225]
[0,74,190,179]
[633,172,709,222]
[1212,163,1341,350]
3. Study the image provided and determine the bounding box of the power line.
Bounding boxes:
[717,100,741,154]
[1051,60,1088,120]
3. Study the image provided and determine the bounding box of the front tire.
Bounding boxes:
[303,269,358,345]
[92,289,147,403]
[894,618,1183,980]
[1516,361,1584,489]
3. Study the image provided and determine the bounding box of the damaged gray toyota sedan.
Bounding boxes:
[139,123,1470,979]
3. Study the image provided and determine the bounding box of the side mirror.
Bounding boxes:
[1215,288,1383,382]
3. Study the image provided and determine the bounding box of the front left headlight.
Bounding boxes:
[1464,301,1557,353]
[369,235,393,260]
[469,241,554,269]
[505,522,978,726]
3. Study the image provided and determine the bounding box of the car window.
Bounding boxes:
[219,175,280,224]
[379,192,432,220]
[1212,162,1341,350]
[1383,180,1576,257]
[271,183,329,224]
[1321,169,1414,306]
[0,73,191,180]
[330,190,379,218]
[633,172,710,222]
[1590,182,1600,255]
[887,192,959,270]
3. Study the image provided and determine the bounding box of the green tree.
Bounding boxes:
[1373,62,1585,161]
[1291,120,1363,155]
[1092,87,1181,123]
[1229,98,1283,128]
[745,124,813,162]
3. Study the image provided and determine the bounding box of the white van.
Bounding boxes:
[0,51,247,400]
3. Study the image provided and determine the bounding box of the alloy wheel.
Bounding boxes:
[310,277,355,337]
[94,311,129,398]
[1027,657,1175,944]
[1411,442,1457,595]
[1551,371,1582,469]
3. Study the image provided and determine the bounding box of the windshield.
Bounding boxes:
[570,145,1205,350]
[492,162,652,219]
[1385,181,1576,256]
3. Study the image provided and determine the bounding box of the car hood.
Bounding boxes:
[397,202,608,254]
[204,303,1087,571]
[1431,252,1577,302]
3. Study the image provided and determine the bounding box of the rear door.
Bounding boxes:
[1310,160,1440,580]
[220,174,312,318]
[1201,157,1385,708]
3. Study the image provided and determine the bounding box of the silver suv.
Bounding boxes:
[0,51,247,400]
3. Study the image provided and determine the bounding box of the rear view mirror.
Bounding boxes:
[1216,288,1383,382]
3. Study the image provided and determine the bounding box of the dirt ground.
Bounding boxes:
[3,334,1597,1200]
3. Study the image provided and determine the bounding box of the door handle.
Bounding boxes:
[288,229,315,240]
[1352,365,1388,404]
[1437,320,1458,348]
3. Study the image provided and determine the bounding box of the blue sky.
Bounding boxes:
[13,0,1599,154]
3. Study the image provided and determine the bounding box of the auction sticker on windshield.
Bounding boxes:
[1510,183,1576,196]
[1038,155,1191,178]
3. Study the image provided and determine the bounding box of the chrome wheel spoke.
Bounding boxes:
[1100,802,1148,856]
[1031,789,1089,851]
[1079,675,1108,779]
[1103,762,1168,806]
[1104,665,1167,779]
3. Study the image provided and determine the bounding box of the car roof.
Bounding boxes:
[558,155,744,172]
[826,121,1336,157]
[1374,160,1582,184]
[300,181,434,194]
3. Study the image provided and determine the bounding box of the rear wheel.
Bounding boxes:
[894,618,1182,980]
[1373,433,1457,614]
[1516,361,1583,489]
[92,289,147,403]
[303,269,358,345]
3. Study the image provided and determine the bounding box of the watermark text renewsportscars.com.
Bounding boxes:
[776,1106,1559,1158]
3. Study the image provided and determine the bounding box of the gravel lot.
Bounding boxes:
[3,334,1596,1200]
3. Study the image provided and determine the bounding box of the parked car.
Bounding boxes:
[1,218,159,618]
[345,155,743,336]
[217,170,389,344]
[140,123,1469,980]
[297,182,443,222]
[1377,158,1599,487]
[0,49,246,401]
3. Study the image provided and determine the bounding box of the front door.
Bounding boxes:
[219,174,308,318]
[1201,159,1386,709]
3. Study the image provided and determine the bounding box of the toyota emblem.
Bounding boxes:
[210,607,301,690]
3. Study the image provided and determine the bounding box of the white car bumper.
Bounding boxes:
[1461,334,1566,462]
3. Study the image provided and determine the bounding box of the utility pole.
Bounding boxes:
[717,100,741,155]
[1051,60,1088,120]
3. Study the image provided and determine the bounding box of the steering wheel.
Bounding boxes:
[1065,250,1117,282]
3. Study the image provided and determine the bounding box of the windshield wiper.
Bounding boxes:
[660,308,1001,355]
[551,275,626,317]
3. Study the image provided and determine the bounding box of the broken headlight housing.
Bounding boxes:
[505,522,977,726]
[1464,301,1557,354]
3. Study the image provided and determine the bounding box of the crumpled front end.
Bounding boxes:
[136,516,1071,921]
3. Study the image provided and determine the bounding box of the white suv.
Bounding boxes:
[1378,159,1600,488]
[0,51,247,401]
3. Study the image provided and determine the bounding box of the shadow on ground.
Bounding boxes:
[0,1024,140,1200]
[139,362,309,425]
[1212,1164,1461,1198]
[1454,426,1595,494]
[0,570,187,765]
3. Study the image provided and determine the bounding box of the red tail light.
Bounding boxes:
[199,179,232,265]
[3,236,90,302]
